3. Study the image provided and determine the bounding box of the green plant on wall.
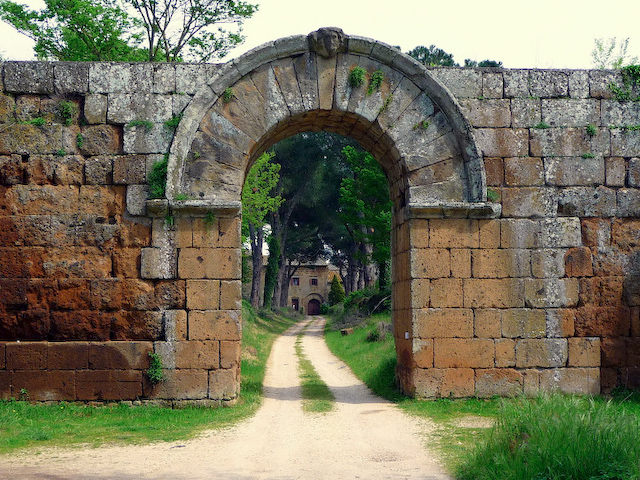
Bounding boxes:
[127,119,154,131]
[609,64,640,101]
[58,101,75,126]
[348,66,366,88]
[486,187,499,202]
[203,210,216,231]
[367,69,384,95]
[148,154,168,199]
[164,113,182,130]
[146,352,166,385]
[76,132,84,149]
[223,87,235,103]
[586,124,597,137]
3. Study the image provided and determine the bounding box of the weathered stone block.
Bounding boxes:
[541,99,599,127]
[189,310,241,341]
[450,249,471,278]
[544,157,605,186]
[475,368,523,397]
[495,338,516,367]
[186,279,220,310]
[412,338,433,368]
[429,219,478,248]
[4,62,54,94]
[474,309,501,338]
[564,247,593,277]
[79,125,122,156]
[12,370,75,401]
[123,123,172,154]
[463,278,524,308]
[48,342,89,370]
[141,247,177,280]
[546,309,575,338]
[220,280,242,310]
[472,249,530,278]
[530,248,565,278]
[209,368,238,400]
[88,341,152,370]
[410,248,450,279]
[459,99,511,127]
[539,367,599,394]
[568,337,600,367]
[569,71,590,99]
[575,306,630,337]
[7,342,47,370]
[501,309,546,338]
[77,369,142,400]
[413,308,473,338]
[89,63,152,94]
[511,98,541,127]
[434,338,494,368]
[178,247,240,280]
[475,128,529,157]
[503,70,530,98]
[483,157,504,186]
[524,278,579,308]
[617,189,640,217]
[50,311,111,341]
[515,338,568,368]
[175,341,219,369]
[220,340,241,369]
[529,70,569,98]
[482,72,503,99]
[504,157,544,186]
[153,64,176,94]
[413,367,475,398]
[126,185,148,216]
[558,186,617,217]
[144,369,208,400]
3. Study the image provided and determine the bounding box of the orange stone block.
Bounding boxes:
[189,310,241,341]
[413,308,473,338]
[433,338,494,368]
[429,219,478,248]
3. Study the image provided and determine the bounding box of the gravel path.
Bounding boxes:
[0,317,451,480]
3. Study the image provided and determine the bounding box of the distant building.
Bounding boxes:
[287,261,341,314]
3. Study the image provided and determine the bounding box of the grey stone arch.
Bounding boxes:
[161,28,500,395]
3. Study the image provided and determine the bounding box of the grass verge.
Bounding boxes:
[295,332,334,413]
[324,313,640,477]
[0,300,297,454]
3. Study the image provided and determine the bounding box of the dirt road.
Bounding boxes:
[0,317,451,480]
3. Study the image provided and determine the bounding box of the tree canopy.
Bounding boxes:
[407,44,502,68]
[0,0,257,61]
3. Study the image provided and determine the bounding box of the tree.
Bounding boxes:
[328,275,345,306]
[0,0,146,61]
[127,0,257,62]
[592,37,638,69]
[242,152,283,308]
[407,45,457,67]
[464,59,503,68]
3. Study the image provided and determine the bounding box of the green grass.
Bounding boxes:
[295,333,334,413]
[324,313,640,478]
[0,300,297,454]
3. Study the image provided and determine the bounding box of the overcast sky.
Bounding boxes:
[1,0,639,69]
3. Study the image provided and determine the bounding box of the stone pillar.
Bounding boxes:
[141,200,242,404]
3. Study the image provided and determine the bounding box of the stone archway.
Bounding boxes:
[144,28,499,400]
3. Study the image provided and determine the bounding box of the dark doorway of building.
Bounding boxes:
[307,299,321,315]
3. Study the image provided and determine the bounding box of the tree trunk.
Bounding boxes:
[249,223,263,309]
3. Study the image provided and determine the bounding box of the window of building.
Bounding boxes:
[291,277,300,286]
[292,298,299,311]
[310,277,318,287]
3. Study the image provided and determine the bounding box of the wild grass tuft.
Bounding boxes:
[456,393,640,480]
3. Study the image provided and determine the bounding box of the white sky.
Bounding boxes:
[1,0,640,69]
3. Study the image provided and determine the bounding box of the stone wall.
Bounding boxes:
[0,51,638,401]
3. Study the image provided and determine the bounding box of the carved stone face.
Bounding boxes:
[308,27,346,58]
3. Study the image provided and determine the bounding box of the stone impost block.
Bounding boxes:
[209,368,239,400]
[463,278,524,308]
[475,368,523,397]
[501,309,546,338]
[189,310,241,341]
[568,337,600,367]
[413,367,475,398]
[141,247,177,279]
[539,367,599,395]
[515,338,568,368]
[524,278,579,308]
[175,341,219,369]
[433,338,494,368]
[410,248,450,279]
[413,308,473,338]
[186,279,220,310]
[76,370,142,400]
